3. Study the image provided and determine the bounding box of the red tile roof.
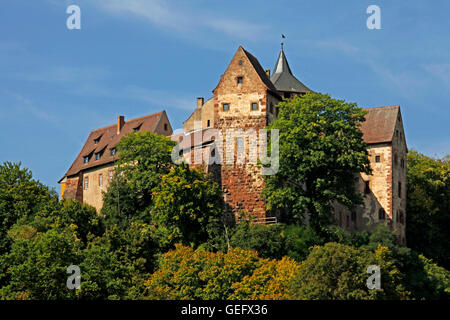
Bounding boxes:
[361,105,400,144]
[61,111,168,181]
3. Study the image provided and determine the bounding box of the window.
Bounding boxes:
[375,155,381,163]
[99,174,103,187]
[109,170,113,182]
[164,123,168,131]
[275,106,279,117]
[84,176,89,190]
[394,154,398,166]
[401,158,405,168]
[237,77,243,85]
[364,181,370,194]
[251,102,258,111]
[238,60,242,65]
[110,148,116,156]
[94,137,100,144]
[222,103,230,111]
[378,208,385,220]
[398,182,402,198]
[207,120,211,127]
[83,156,90,164]
[270,103,274,114]
[284,92,291,99]
[399,211,404,224]
[133,124,141,132]
[236,137,244,152]
[95,150,103,160]
[351,211,356,222]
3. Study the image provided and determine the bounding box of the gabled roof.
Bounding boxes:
[241,47,280,96]
[61,111,168,180]
[360,105,401,144]
[270,49,311,94]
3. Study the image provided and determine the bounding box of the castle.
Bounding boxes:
[59,46,407,244]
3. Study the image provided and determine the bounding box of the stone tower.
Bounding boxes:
[211,46,282,219]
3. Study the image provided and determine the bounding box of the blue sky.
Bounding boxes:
[1,0,449,193]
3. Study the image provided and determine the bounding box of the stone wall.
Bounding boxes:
[212,47,277,219]
[391,112,408,244]
[81,163,115,211]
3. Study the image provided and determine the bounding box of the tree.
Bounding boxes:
[78,222,157,300]
[145,244,262,300]
[406,150,450,269]
[0,226,83,300]
[289,242,408,300]
[151,163,225,249]
[263,93,371,230]
[101,131,175,222]
[283,225,325,262]
[230,257,299,300]
[230,222,286,259]
[0,161,57,253]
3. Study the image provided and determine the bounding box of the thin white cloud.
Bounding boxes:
[124,85,196,111]
[367,60,428,98]
[424,64,450,86]
[11,94,57,122]
[87,0,267,40]
[315,40,360,54]
[15,66,110,84]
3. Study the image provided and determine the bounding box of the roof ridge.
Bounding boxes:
[91,111,163,132]
[363,105,400,110]
[241,47,281,96]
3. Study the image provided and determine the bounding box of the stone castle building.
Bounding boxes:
[59,111,172,210]
[59,46,407,243]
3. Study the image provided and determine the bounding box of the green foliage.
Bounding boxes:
[101,131,175,223]
[0,161,57,252]
[230,257,300,300]
[230,222,286,259]
[0,226,83,300]
[406,150,450,268]
[77,222,156,300]
[263,93,371,229]
[283,225,325,262]
[151,163,225,249]
[145,244,262,300]
[289,242,408,300]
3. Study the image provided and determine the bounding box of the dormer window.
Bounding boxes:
[83,156,89,164]
[94,137,101,144]
[110,148,116,156]
[237,77,243,85]
[133,124,142,132]
[95,149,104,161]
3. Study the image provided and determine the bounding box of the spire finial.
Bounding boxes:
[281,34,286,50]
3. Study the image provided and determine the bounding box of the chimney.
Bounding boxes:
[265,69,271,77]
[117,115,125,134]
[197,97,204,109]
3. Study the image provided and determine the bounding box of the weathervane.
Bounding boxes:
[281,34,286,50]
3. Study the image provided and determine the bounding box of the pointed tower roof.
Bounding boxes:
[270,48,311,94]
